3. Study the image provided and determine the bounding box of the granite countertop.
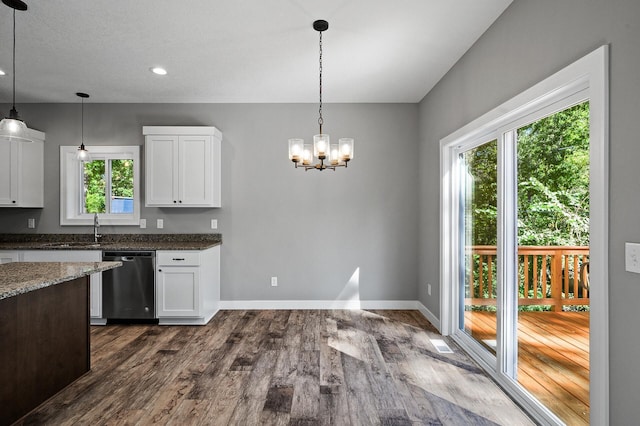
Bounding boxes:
[0,261,122,300]
[0,233,222,251]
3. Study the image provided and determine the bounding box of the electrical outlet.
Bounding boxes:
[625,242,640,273]
[271,277,278,287]
[427,283,432,296]
[27,218,35,229]
[157,219,164,229]
[139,219,147,229]
[211,219,218,229]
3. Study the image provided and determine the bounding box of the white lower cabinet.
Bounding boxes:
[2,246,220,326]
[20,250,104,323]
[156,246,219,325]
[156,266,200,317]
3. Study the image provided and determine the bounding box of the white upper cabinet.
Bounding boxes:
[0,129,45,208]
[143,126,221,207]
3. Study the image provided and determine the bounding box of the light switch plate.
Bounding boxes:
[27,218,35,229]
[157,219,164,229]
[211,219,218,229]
[139,219,146,229]
[626,243,640,273]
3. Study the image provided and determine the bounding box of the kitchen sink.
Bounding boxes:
[41,242,102,248]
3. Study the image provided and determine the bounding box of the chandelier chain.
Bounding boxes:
[318,30,323,133]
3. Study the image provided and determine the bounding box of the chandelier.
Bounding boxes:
[288,20,354,171]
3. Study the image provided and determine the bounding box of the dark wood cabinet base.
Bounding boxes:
[0,277,89,426]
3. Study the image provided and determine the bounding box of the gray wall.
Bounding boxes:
[0,102,419,301]
[417,0,640,422]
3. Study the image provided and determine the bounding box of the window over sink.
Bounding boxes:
[60,146,140,225]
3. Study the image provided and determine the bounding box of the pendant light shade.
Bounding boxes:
[76,92,91,161]
[0,2,30,142]
[288,19,354,171]
[0,108,28,140]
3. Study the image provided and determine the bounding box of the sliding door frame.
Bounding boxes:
[439,46,609,425]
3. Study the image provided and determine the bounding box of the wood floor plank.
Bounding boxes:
[289,350,321,422]
[342,352,382,425]
[227,349,278,425]
[18,310,534,426]
[320,311,345,388]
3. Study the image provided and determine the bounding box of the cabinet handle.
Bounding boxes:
[172,258,185,261]
[179,200,182,203]
[158,269,162,272]
[12,201,16,203]
[173,200,177,203]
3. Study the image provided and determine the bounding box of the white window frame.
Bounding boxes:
[60,145,141,226]
[440,46,608,425]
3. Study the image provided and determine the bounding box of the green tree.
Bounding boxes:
[83,159,134,213]
[111,159,134,198]
[84,160,106,213]
[517,102,589,246]
[465,101,590,247]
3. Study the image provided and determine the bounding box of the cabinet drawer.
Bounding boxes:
[157,251,200,266]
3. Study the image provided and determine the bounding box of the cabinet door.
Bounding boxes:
[0,140,19,205]
[145,135,179,206]
[178,135,212,206]
[156,267,200,317]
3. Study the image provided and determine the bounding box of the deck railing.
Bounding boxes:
[465,246,590,311]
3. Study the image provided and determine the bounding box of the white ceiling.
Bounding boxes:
[0,0,512,104]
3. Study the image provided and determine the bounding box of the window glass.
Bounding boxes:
[82,159,135,214]
[60,146,140,225]
[83,160,106,213]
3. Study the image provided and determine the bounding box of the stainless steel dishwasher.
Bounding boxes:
[102,251,156,320]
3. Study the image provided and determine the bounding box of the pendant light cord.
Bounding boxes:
[11,8,16,108]
[81,97,84,145]
[318,30,323,134]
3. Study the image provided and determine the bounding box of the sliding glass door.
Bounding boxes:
[459,139,498,356]
[454,102,591,425]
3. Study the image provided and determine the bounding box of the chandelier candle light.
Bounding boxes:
[0,0,30,142]
[288,20,354,171]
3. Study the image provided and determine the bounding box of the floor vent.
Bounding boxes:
[430,339,454,354]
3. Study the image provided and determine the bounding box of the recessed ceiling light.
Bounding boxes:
[150,67,167,75]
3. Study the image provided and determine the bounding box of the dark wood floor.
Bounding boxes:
[17,310,533,425]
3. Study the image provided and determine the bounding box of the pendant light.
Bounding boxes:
[76,92,91,161]
[0,0,30,142]
[288,20,354,171]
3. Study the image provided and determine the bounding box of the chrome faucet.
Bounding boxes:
[94,213,102,243]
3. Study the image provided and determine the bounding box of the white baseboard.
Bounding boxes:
[415,301,441,332]
[158,308,219,326]
[218,299,419,311]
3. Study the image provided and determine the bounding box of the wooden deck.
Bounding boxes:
[465,310,589,425]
